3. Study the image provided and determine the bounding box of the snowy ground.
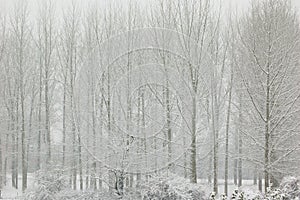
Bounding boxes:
[200,179,263,195]
[0,175,262,199]
[197,178,263,198]
[1,174,34,199]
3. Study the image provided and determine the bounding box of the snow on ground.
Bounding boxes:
[198,178,263,198]
[1,174,34,199]
[0,175,262,199]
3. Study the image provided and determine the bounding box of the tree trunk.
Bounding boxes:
[11,115,16,188]
[4,129,9,186]
[91,89,97,190]
[136,88,141,184]
[70,52,77,190]
[71,90,77,190]
[62,75,67,167]
[78,133,83,190]
[254,165,257,185]
[238,100,243,187]
[258,171,262,192]
[37,60,42,170]
[15,97,19,189]
[26,88,34,190]
[234,129,238,185]
[0,128,2,189]
[264,64,271,193]
[98,78,104,189]
[224,68,233,196]
[85,89,90,190]
[207,98,212,184]
[45,66,51,165]
[190,94,197,183]
[212,84,218,194]
[21,86,27,192]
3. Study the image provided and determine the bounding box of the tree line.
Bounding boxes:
[0,0,300,196]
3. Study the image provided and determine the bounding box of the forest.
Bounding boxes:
[0,0,300,199]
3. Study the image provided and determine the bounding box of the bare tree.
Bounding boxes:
[10,1,31,191]
[236,0,300,192]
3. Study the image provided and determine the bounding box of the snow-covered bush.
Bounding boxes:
[279,176,300,200]
[225,187,262,200]
[228,188,248,200]
[236,177,300,200]
[140,173,207,200]
[56,189,120,200]
[264,187,285,200]
[23,166,120,200]
[24,166,67,200]
[264,176,300,200]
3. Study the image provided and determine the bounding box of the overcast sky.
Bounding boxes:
[1,0,300,18]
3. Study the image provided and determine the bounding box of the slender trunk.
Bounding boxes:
[0,129,2,189]
[21,87,27,192]
[45,66,51,165]
[107,66,113,191]
[136,88,141,184]
[224,70,233,196]
[85,89,90,190]
[258,171,262,192]
[78,130,83,190]
[72,121,77,190]
[190,93,197,183]
[162,57,172,172]
[15,96,19,189]
[141,89,148,181]
[75,96,83,191]
[11,114,16,188]
[238,142,242,187]
[98,77,104,189]
[16,126,19,189]
[270,151,279,187]
[183,135,187,179]
[91,89,97,190]
[264,65,270,192]
[234,125,238,185]
[270,174,279,188]
[4,127,9,186]
[26,89,34,186]
[37,59,42,170]
[166,81,172,172]
[71,89,77,190]
[70,52,76,190]
[207,98,212,184]
[126,53,132,188]
[211,83,218,193]
[85,162,89,190]
[85,149,89,190]
[62,75,67,167]
[238,95,243,187]
[254,165,257,185]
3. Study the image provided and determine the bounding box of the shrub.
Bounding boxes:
[24,166,67,200]
[140,173,207,200]
[279,176,300,200]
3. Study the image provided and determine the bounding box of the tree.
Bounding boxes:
[236,0,300,192]
[0,15,6,190]
[57,1,82,190]
[172,0,215,184]
[10,0,31,191]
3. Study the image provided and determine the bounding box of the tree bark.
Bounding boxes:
[224,67,233,196]
[190,94,197,183]
[238,96,243,187]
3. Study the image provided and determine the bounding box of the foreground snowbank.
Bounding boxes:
[14,171,300,200]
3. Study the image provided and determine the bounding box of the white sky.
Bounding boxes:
[1,0,300,18]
